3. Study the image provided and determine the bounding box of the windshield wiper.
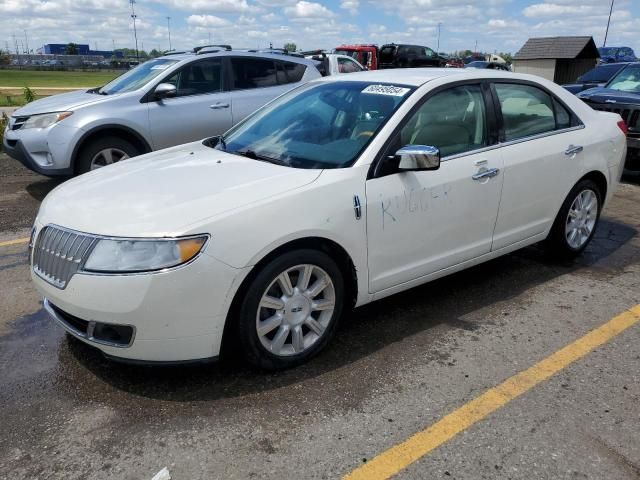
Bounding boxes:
[234,149,287,166]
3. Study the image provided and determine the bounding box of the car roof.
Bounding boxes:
[314,68,520,87]
[156,51,316,66]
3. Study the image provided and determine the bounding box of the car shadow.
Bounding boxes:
[25,177,65,201]
[56,217,638,405]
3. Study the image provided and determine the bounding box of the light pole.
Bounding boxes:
[24,30,29,55]
[130,0,139,61]
[603,0,614,47]
[166,16,172,51]
[436,22,442,53]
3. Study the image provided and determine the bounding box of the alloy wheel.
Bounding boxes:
[256,264,336,357]
[565,189,598,249]
[90,147,130,170]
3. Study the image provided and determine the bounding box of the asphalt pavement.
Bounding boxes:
[0,152,638,480]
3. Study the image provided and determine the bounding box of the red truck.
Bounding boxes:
[334,44,380,70]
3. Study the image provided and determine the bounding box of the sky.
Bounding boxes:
[1,0,640,56]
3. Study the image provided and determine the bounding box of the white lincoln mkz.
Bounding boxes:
[30,69,627,369]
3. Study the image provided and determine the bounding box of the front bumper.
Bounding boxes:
[3,136,73,176]
[33,249,249,362]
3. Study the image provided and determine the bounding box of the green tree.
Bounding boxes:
[65,43,79,55]
[283,42,297,53]
[149,49,163,58]
[0,49,9,65]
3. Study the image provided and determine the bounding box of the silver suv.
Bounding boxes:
[3,50,321,176]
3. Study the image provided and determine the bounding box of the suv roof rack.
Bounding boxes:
[163,50,189,56]
[194,44,232,54]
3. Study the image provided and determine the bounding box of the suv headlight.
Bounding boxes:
[83,236,208,273]
[22,111,73,129]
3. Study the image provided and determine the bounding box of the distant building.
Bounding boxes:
[512,36,599,84]
[38,43,123,58]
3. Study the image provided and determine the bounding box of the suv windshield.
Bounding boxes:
[99,58,178,94]
[215,81,415,169]
[579,64,623,83]
[607,64,640,93]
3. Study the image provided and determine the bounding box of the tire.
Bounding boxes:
[76,136,140,175]
[236,249,345,370]
[546,179,602,259]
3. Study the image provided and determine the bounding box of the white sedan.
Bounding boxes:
[30,69,627,369]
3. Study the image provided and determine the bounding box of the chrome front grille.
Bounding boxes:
[32,226,97,289]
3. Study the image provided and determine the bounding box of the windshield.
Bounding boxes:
[578,64,624,83]
[99,58,178,94]
[334,50,360,60]
[466,61,488,68]
[599,47,619,57]
[215,81,415,169]
[606,65,640,93]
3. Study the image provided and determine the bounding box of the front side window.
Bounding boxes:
[163,59,222,97]
[606,64,640,93]
[231,57,277,90]
[338,57,362,73]
[216,81,414,169]
[387,84,487,158]
[99,58,178,94]
[495,83,557,141]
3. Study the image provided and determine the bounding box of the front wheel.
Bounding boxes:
[546,179,602,259]
[76,136,140,175]
[236,249,345,370]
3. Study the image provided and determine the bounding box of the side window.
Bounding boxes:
[494,83,556,140]
[390,84,488,158]
[554,99,571,129]
[281,61,306,83]
[338,57,362,73]
[163,59,222,97]
[424,48,436,58]
[231,57,277,90]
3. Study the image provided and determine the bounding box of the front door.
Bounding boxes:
[147,57,232,150]
[366,83,504,293]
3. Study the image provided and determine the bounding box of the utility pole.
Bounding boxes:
[130,0,139,61]
[603,0,614,47]
[24,30,29,55]
[436,22,442,53]
[166,16,172,51]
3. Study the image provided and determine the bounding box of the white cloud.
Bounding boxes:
[186,15,231,28]
[340,0,359,15]
[284,1,336,20]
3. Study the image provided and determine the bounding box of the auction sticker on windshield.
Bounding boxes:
[362,85,411,96]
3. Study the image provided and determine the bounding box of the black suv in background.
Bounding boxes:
[378,44,445,69]
[578,62,640,174]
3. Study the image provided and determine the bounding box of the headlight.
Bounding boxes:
[83,236,208,273]
[22,111,73,129]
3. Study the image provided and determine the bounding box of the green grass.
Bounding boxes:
[0,95,45,107]
[0,70,119,88]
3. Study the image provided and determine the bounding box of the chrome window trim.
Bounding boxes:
[34,224,210,281]
[439,125,586,163]
[43,298,136,348]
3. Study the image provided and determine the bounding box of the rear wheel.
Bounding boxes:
[76,136,140,174]
[236,249,344,370]
[546,179,602,259]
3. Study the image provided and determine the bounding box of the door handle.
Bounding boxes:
[472,167,500,180]
[564,144,583,156]
[210,103,230,109]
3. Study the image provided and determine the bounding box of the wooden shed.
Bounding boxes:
[512,36,599,84]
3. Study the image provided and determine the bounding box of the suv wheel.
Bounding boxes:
[236,249,345,370]
[76,136,140,174]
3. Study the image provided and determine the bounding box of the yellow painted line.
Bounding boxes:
[0,237,30,248]
[344,305,640,480]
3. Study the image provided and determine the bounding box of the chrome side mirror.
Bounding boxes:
[396,145,440,171]
[154,83,177,100]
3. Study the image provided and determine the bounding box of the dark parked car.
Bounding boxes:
[378,44,445,69]
[578,62,640,174]
[598,47,637,64]
[563,63,628,94]
[464,61,510,71]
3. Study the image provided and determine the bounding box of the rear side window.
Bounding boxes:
[379,46,396,63]
[164,58,222,97]
[231,57,277,90]
[495,83,556,141]
[281,61,306,83]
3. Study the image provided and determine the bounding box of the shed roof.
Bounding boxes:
[514,36,599,61]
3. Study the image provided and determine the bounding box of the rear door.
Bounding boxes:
[227,57,303,124]
[147,58,232,149]
[490,81,586,250]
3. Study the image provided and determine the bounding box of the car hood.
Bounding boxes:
[13,89,112,116]
[577,87,640,104]
[38,141,322,237]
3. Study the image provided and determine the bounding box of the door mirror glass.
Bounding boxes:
[396,145,440,171]
[154,83,177,100]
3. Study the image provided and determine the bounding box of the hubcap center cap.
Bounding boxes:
[283,294,310,326]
